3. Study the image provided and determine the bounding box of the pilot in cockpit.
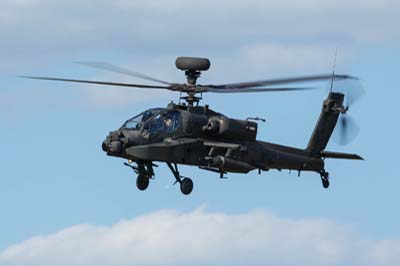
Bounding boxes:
[164,117,173,131]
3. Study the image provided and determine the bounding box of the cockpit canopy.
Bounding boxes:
[123,109,161,130]
[122,108,180,134]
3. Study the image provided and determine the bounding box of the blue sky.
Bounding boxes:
[1,0,400,265]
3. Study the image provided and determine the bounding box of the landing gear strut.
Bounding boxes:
[320,169,330,189]
[167,163,193,195]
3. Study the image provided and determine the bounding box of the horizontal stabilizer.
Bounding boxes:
[320,151,364,160]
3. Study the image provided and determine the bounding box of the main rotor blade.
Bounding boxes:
[75,61,172,85]
[203,86,317,93]
[206,74,357,90]
[20,76,171,89]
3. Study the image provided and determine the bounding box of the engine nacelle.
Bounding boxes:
[203,116,257,141]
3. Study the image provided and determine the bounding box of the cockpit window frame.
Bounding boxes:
[121,108,162,130]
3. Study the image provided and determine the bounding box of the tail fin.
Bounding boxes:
[306,92,344,156]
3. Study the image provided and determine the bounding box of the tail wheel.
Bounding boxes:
[320,171,330,189]
[136,174,150,191]
[322,178,330,189]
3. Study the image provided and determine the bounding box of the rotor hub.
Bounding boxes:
[175,57,211,106]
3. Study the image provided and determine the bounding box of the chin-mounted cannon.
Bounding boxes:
[202,116,258,141]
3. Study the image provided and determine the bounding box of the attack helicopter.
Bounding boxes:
[23,57,363,195]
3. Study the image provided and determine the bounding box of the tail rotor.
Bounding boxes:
[331,79,365,146]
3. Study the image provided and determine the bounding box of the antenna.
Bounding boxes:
[330,47,338,92]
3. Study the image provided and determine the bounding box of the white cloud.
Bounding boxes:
[114,0,400,13]
[2,0,393,76]
[232,43,340,75]
[1,208,400,266]
[2,0,396,108]
[1,0,398,72]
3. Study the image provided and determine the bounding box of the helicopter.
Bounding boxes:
[23,57,363,195]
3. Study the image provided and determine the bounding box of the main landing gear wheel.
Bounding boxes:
[136,174,150,191]
[180,178,193,195]
[166,163,194,195]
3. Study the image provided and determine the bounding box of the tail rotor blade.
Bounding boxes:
[346,80,365,107]
[330,79,365,107]
[334,115,360,146]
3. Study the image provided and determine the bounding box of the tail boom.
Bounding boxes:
[306,92,344,156]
